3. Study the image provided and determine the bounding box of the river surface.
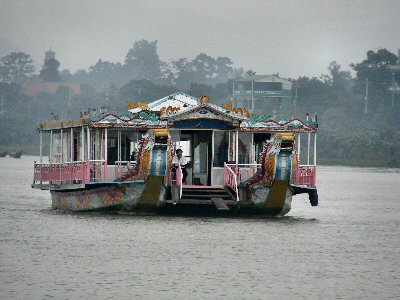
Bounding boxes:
[0,156,399,299]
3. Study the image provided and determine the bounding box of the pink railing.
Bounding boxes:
[114,161,136,181]
[33,161,90,184]
[294,165,316,187]
[224,164,260,184]
[170,164,183,198]
[33,160,108,184]
[224,163,239,201]
[89,160,106,182]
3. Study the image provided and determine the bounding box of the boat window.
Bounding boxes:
[107,130,139,164]
[173,132,192,165]
[52,132,61,163]
[213,131,228,167]
[238,132,252,164]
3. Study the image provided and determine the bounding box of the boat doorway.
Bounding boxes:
[172,130,212,186]
[192,131,212,186]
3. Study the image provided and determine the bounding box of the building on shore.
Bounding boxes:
[232,74,292,114]
[23,48,80,97]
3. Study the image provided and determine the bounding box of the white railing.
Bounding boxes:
[225,163,261,184]
[224,163,239,201]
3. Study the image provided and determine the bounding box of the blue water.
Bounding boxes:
[1,156,399,299]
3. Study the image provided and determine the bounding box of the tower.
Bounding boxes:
[44,48,56,65]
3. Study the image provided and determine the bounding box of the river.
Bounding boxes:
[0,156,399,299]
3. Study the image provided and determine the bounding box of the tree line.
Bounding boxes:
[0,40,399,167]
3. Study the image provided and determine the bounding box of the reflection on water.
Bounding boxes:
[1,156,399,299]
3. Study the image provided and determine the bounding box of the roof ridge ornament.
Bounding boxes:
[221,102,250,118]
[198,95,211,105]
[126,101,148,111]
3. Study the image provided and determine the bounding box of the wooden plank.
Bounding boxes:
[211,198,230,211]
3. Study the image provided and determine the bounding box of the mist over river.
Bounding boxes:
[1,156,399,299]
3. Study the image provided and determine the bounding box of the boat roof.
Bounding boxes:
[37,93,318,133]
[129,92,198,114]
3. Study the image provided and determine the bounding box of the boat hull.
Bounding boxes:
[51,182,147,212]
[50,183,299,216]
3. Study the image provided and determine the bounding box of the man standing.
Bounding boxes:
[172,149,188,184]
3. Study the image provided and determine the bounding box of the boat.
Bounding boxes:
[32,93,318,216]
[9,151,22,158]
[0,151,7,157]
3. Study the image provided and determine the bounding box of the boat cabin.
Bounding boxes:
[33,93,318,195]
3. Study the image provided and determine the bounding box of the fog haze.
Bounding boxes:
[1,0,399,77]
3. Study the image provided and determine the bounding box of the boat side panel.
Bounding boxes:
[51,182,145,211]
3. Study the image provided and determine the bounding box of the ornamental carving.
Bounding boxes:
[199,95,211,105]
[126,101,148,110]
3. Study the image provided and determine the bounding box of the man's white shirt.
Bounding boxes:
[172,155,187,167]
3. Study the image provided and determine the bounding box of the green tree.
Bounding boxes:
[351,48,398,111]
[173,54,237,89]
[124,39,163,82]
[0,52,35,84]
[326,61,353,106]
[173,58,195,89]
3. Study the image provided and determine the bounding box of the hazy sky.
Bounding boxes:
[1,0,399,78]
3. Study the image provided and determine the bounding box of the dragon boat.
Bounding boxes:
[32,93,318,216]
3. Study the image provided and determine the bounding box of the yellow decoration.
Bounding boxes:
[125,101,148,110]
[199,95,211,104]
[165,106,180,115]
[280,133,295,142]
[125,101,138,110]
[222,102,233,110]
[265,149,277,186]
[154,129,169,137]
[137,102,148,110]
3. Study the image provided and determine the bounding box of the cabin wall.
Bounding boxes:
[212,167,224,185]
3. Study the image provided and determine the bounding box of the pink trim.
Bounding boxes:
[225,163,258,184]
[294,165,316,187]
[34,162,90,184]
[224,163,238,200]
[183,185,224,189]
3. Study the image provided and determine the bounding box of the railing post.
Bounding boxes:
[307,132,310,165]
[50,129,53,163]
[223,162,226,185]
[104,128,108,181]
[313,166,317,187]
[298,133,301,163]
[314,133,317,166]
[39,131,43,165]
[87,127,90,161]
